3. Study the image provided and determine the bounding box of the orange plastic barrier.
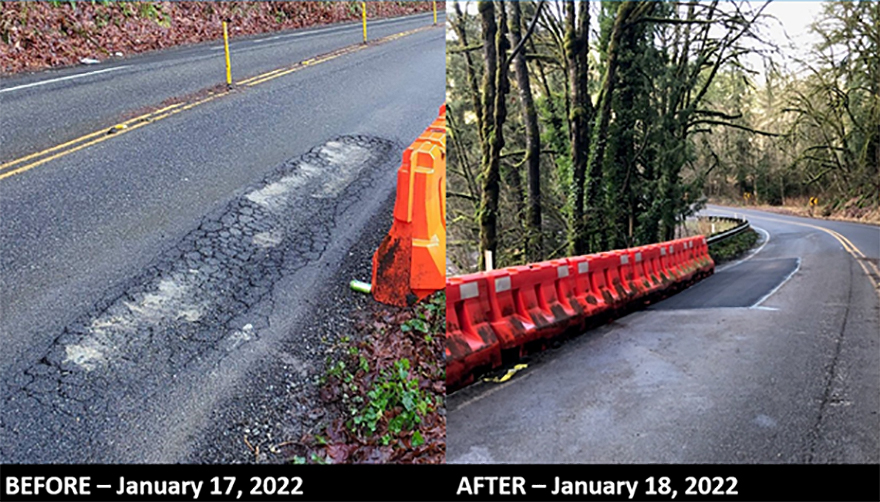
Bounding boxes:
[372,105,446,306]
[483,268,539,358]
[568,255,612,319]
[446,274,501,389]
[446,235,715,390]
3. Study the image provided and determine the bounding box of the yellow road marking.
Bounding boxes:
[755,215,879,276]
[0,25,436,181]
[0,96,222,181]
[483,364,528,384]
[237,67,287,85]
[0,102,184,172]
[830,230,880,277]
[242,25,427,86]
[246,52,349,86]
[749,214,880,292]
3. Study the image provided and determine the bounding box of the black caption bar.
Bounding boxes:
[1,464,878,502]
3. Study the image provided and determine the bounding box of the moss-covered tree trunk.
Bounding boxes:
[509,1,543,262]
[565,1,592,255]
[478,1,509,270]
[584,1,640,252]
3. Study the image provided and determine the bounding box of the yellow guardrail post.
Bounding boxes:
[361,2,367,44]
[433,1,437,25]
[223,20,232,87]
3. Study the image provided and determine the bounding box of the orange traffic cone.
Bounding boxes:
[371,105,446,306]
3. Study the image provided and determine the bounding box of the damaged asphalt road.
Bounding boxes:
[1,137,400,463]
[0,26,445,462]
[2,137,403,463]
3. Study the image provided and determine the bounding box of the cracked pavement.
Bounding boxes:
[1,136,402,462]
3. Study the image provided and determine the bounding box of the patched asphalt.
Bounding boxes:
[447,208,879,464]
[650,258,800,309]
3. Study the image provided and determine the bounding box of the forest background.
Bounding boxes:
[446,0,879,274]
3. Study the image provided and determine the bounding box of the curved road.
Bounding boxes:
[448,206,879,464]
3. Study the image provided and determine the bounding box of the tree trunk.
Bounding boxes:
[509,1,543,262]
[566,1,591,255]
[478,1,509,270]
[585,1,638,252]
[452,1,484,143]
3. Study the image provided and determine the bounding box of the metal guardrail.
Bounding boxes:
[704,215,750,245]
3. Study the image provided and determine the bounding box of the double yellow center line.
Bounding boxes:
[0,25,434,182]
[0,95,224,181]
[755,214,880,293]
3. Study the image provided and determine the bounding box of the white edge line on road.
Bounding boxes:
[717,225,771,273]
[654,306,779,312]
[752,305,780,311]
[0,66,129,94]
[751,257,801,309]
[251,23,351,43]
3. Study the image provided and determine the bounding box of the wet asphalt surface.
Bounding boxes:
[0,12,441,161]
[447,207,879,464]
[0,19,444,462]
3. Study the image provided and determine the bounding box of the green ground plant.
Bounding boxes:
[303,292,444,463]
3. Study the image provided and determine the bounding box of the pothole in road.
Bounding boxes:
[0,135,397,462]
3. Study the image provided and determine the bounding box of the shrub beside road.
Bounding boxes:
[709,228,759,263]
